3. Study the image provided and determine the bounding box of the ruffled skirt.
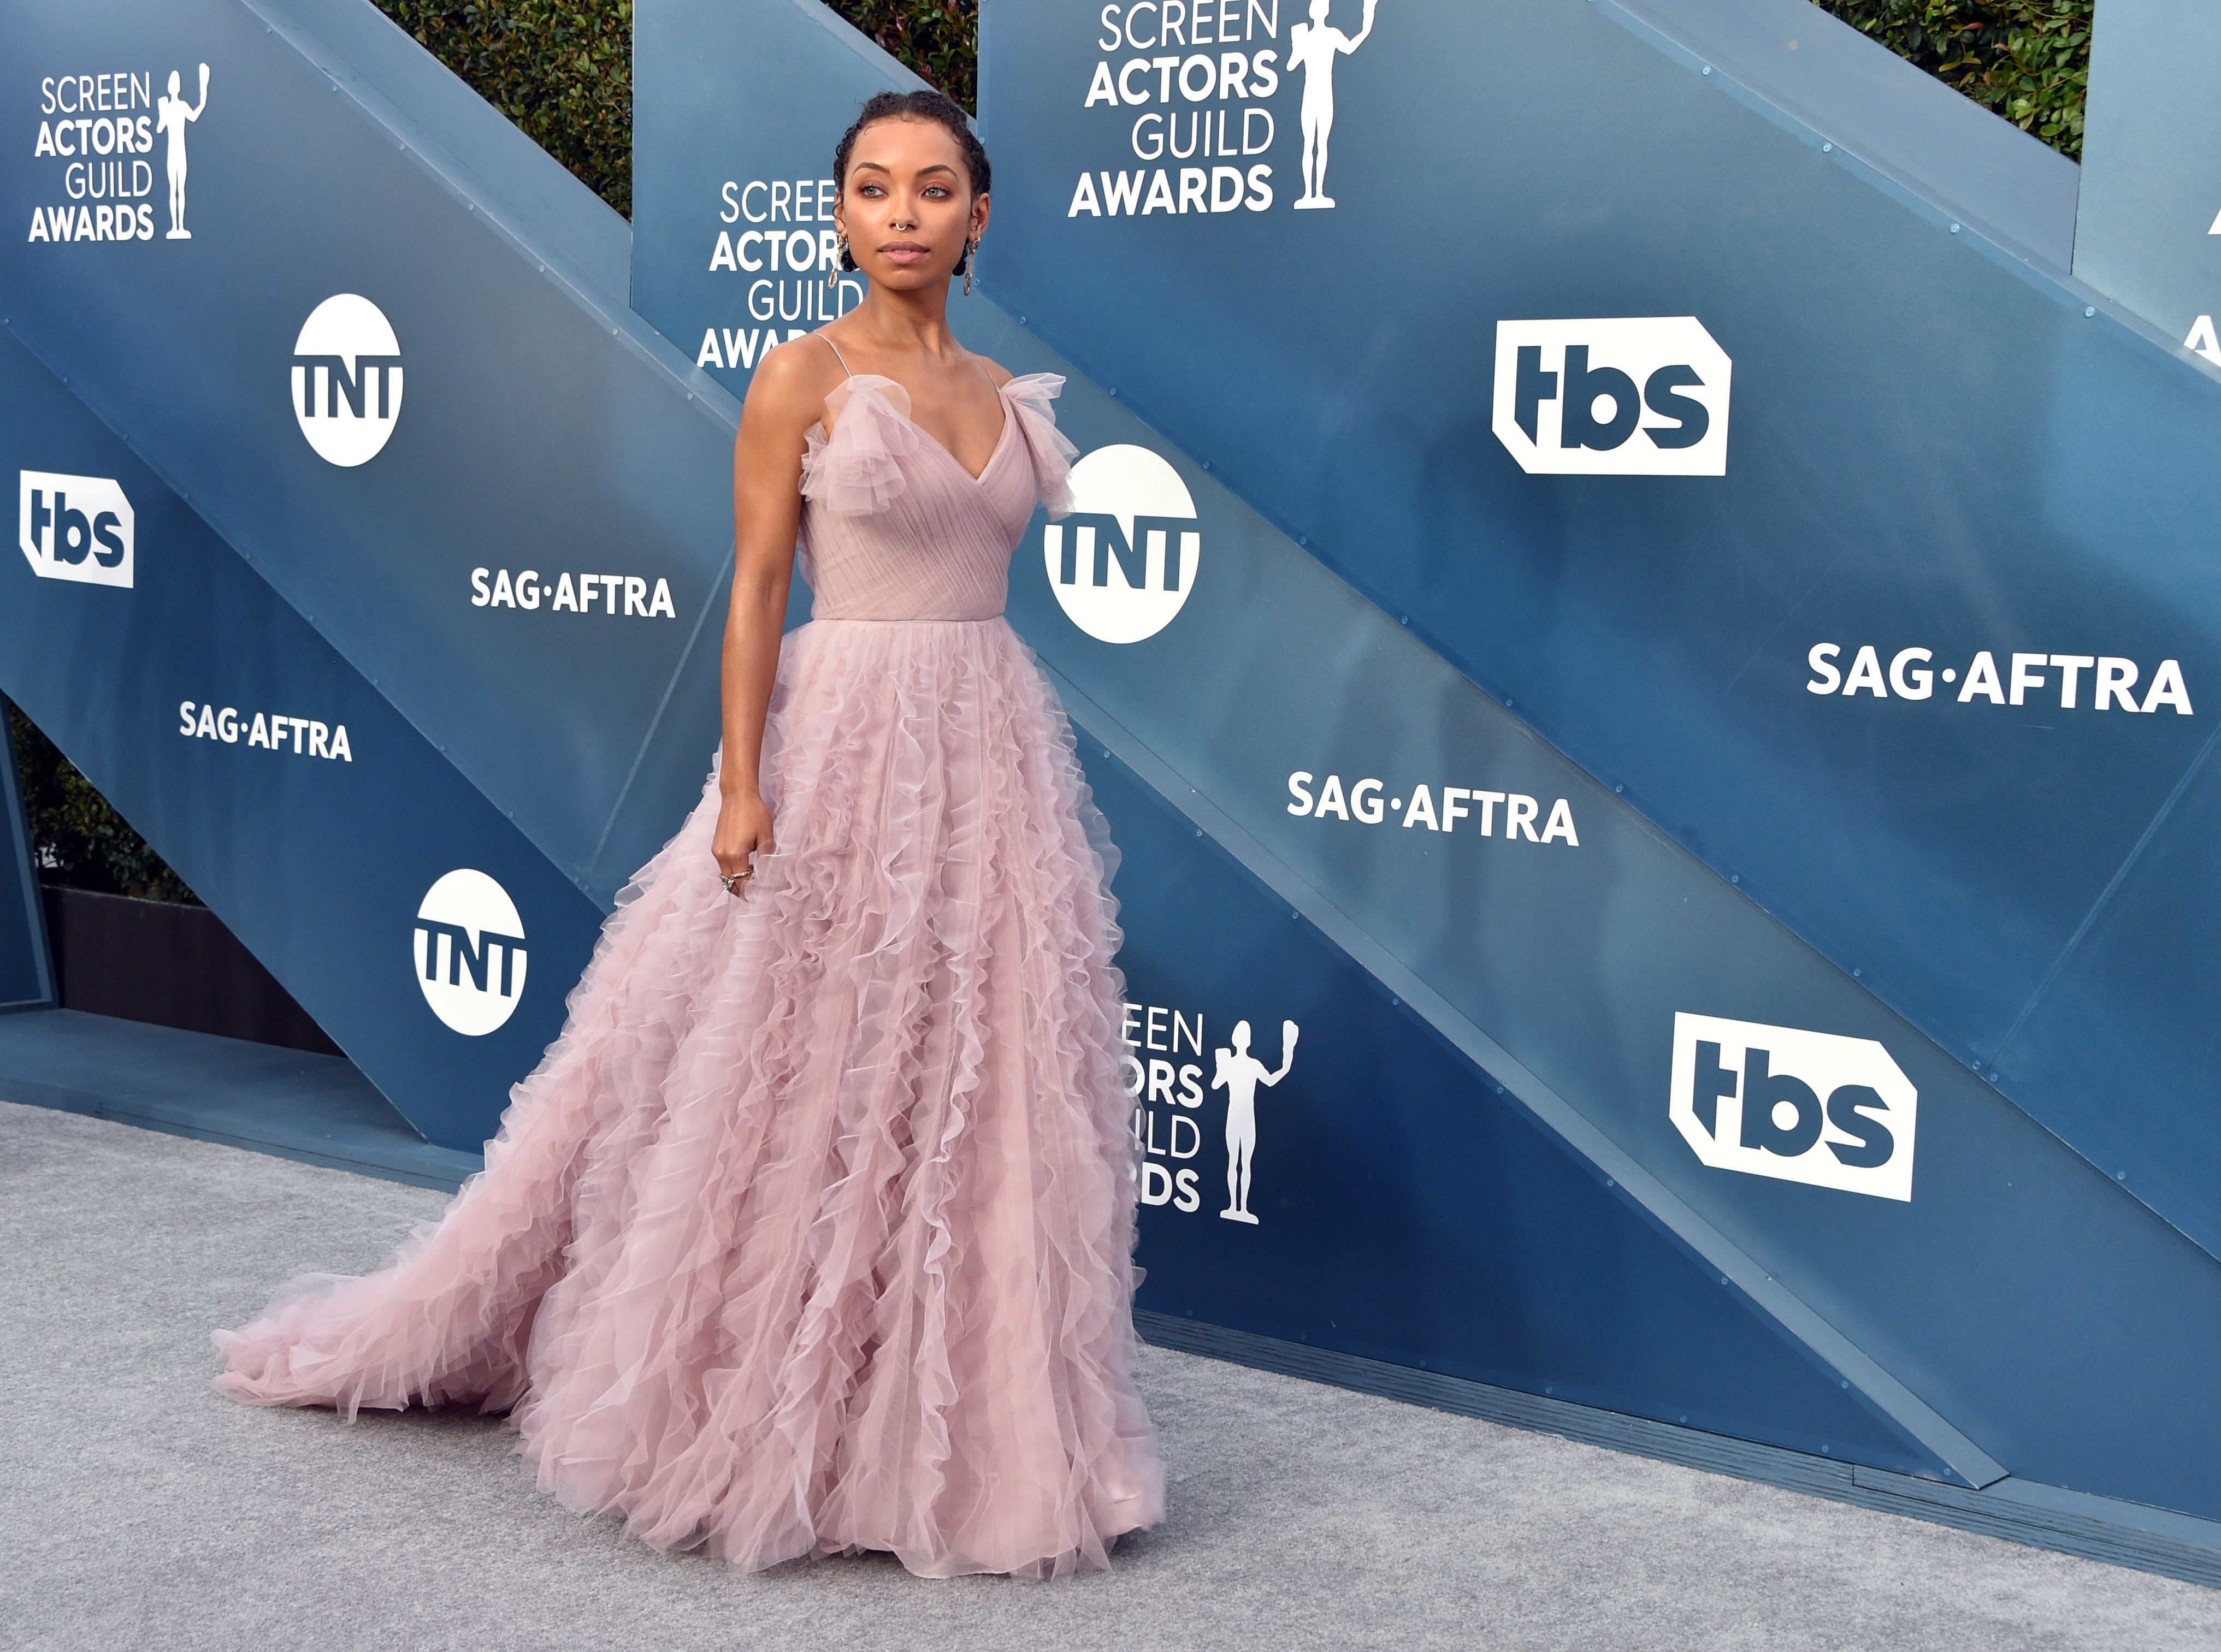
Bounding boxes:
[214,617,1165,1579]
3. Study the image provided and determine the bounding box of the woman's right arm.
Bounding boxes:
[711,343,832,895]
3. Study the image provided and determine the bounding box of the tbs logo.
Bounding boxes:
[1669,1012,1916,1201]
[19,470,133,589]
[1491,318,1732,477]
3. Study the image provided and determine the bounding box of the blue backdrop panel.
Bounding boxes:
[2,0,2214,1542]
[966,306,2221,1520]
[0,0,737,908]
[976,0,2221,1269]
[626,0,1962,1482]
[0,328,604,1148]
[628,0,2221,1520]
[0,694,54,1014]
[1084,745,1946,1477]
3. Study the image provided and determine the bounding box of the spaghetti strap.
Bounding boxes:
[814,330,852,378]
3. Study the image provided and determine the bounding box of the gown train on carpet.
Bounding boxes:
[215,365,1166,1579]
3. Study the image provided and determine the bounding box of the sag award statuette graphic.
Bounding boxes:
[1215,1019,1299,1223]
[156,63,210,239]
[1289,0,1378,210]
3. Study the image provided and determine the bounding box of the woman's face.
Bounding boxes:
[836,117,988,294]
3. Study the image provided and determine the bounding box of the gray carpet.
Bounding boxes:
[4,1100,2218,1651]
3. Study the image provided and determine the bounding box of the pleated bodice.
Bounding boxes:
[797,370,1076,622]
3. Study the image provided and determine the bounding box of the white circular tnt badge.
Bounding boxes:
[1043,444,1201,644]
[291,294,404,467]
[412,869,527,1036]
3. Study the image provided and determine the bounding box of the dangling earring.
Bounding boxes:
[963,238,977,297]
[825,233,846,292]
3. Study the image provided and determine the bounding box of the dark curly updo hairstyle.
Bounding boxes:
[831,89,991,276]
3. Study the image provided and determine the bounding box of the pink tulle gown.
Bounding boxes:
[214,351,1166,1579]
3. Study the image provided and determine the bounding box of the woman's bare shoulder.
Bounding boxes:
[742,334,845,427]
[971,353,1015,389]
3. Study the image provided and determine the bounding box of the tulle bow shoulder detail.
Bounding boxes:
[1002,374,1077,521]
[801,376,919,516]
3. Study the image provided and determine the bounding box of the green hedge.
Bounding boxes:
[1815,1,2092,157]
[363,0,980,220]
[8,705,198,903]
[356,1,2088,226]
[374,0,636,215]
[5,0,2098,900]
[820,0,978,112]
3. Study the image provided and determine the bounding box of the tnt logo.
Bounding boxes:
[291,293,403,467]
[19,471,133,589]
[1492,318,1732,477]
[412,869,527,1035]
[1669,1012,1916,1201]
[1042,444,1201,643]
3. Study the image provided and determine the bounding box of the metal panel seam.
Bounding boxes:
[1588,0,2221,395]
[583,560,735,897]
[1589,0,2070,274]
[0,698,55,1011]
[779,0,935,93]
[1995,714,2221,1062]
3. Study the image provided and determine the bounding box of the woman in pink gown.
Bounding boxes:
[214,90,1165,1580]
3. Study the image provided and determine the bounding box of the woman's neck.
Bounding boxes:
[842,280,962,362]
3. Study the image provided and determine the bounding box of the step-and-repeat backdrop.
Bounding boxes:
[7,0,2221,1523]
